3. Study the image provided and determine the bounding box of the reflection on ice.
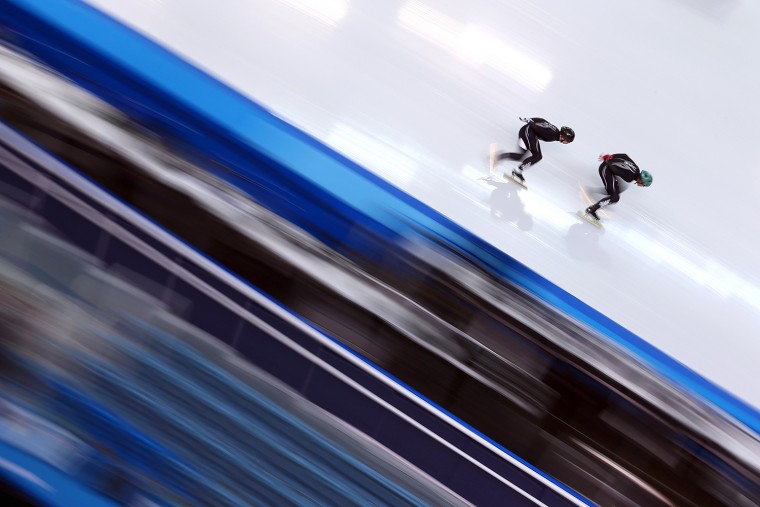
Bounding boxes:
[398,1,552,91]
[327,123,421,185]
[625,228,760,310]
[278,0,349,26]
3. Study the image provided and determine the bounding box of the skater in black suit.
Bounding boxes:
[585,153,652,222]
[496,117,575,184]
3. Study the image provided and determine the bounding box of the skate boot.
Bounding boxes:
[585,205,600,222]
[510,169,525,184]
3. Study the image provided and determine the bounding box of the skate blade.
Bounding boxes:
[578,182,607,218]
[576,210,602,228]
[504,173,528,189]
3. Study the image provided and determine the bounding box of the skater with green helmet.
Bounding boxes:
[584,153,652,223]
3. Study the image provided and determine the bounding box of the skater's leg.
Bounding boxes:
[518,126,542,169]
[497,124,529,161]
[510,126,540,183]
[497,151,524,161]
[587,163,619,219]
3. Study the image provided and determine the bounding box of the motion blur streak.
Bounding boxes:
[279,0,349,26]
[398,1,553,91]
[0,127,472,506]
[2,0,760,505]
[328,123,421,185]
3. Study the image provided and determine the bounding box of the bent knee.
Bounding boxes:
[528,153,543,164]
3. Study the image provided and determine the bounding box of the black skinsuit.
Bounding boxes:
[497,117,561,170]
[591,153,641,210]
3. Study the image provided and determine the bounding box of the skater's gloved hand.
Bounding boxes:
[598,153,612,162]
[519,117,529,123]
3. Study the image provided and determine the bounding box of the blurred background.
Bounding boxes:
[1,1,760,506]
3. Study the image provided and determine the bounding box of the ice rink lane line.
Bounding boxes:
[0,122,592,507]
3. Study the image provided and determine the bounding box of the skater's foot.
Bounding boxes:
[585,206,600,221]
[510,169,525,184]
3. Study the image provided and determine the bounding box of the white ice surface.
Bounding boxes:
[84,0,760,412]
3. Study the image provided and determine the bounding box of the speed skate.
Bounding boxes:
[503,171,528,190]
[576,210,602,228]
[482,143,528,189]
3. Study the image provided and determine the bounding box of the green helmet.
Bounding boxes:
[639,170,652,187]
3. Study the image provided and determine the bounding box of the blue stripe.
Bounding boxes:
[3,0,759,440]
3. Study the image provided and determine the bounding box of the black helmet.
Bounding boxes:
[560,126,575,143]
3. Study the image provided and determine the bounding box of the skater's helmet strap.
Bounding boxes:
[560,126,575,142]
[639,170,653,187]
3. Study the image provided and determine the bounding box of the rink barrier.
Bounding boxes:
[0,123,591,505]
